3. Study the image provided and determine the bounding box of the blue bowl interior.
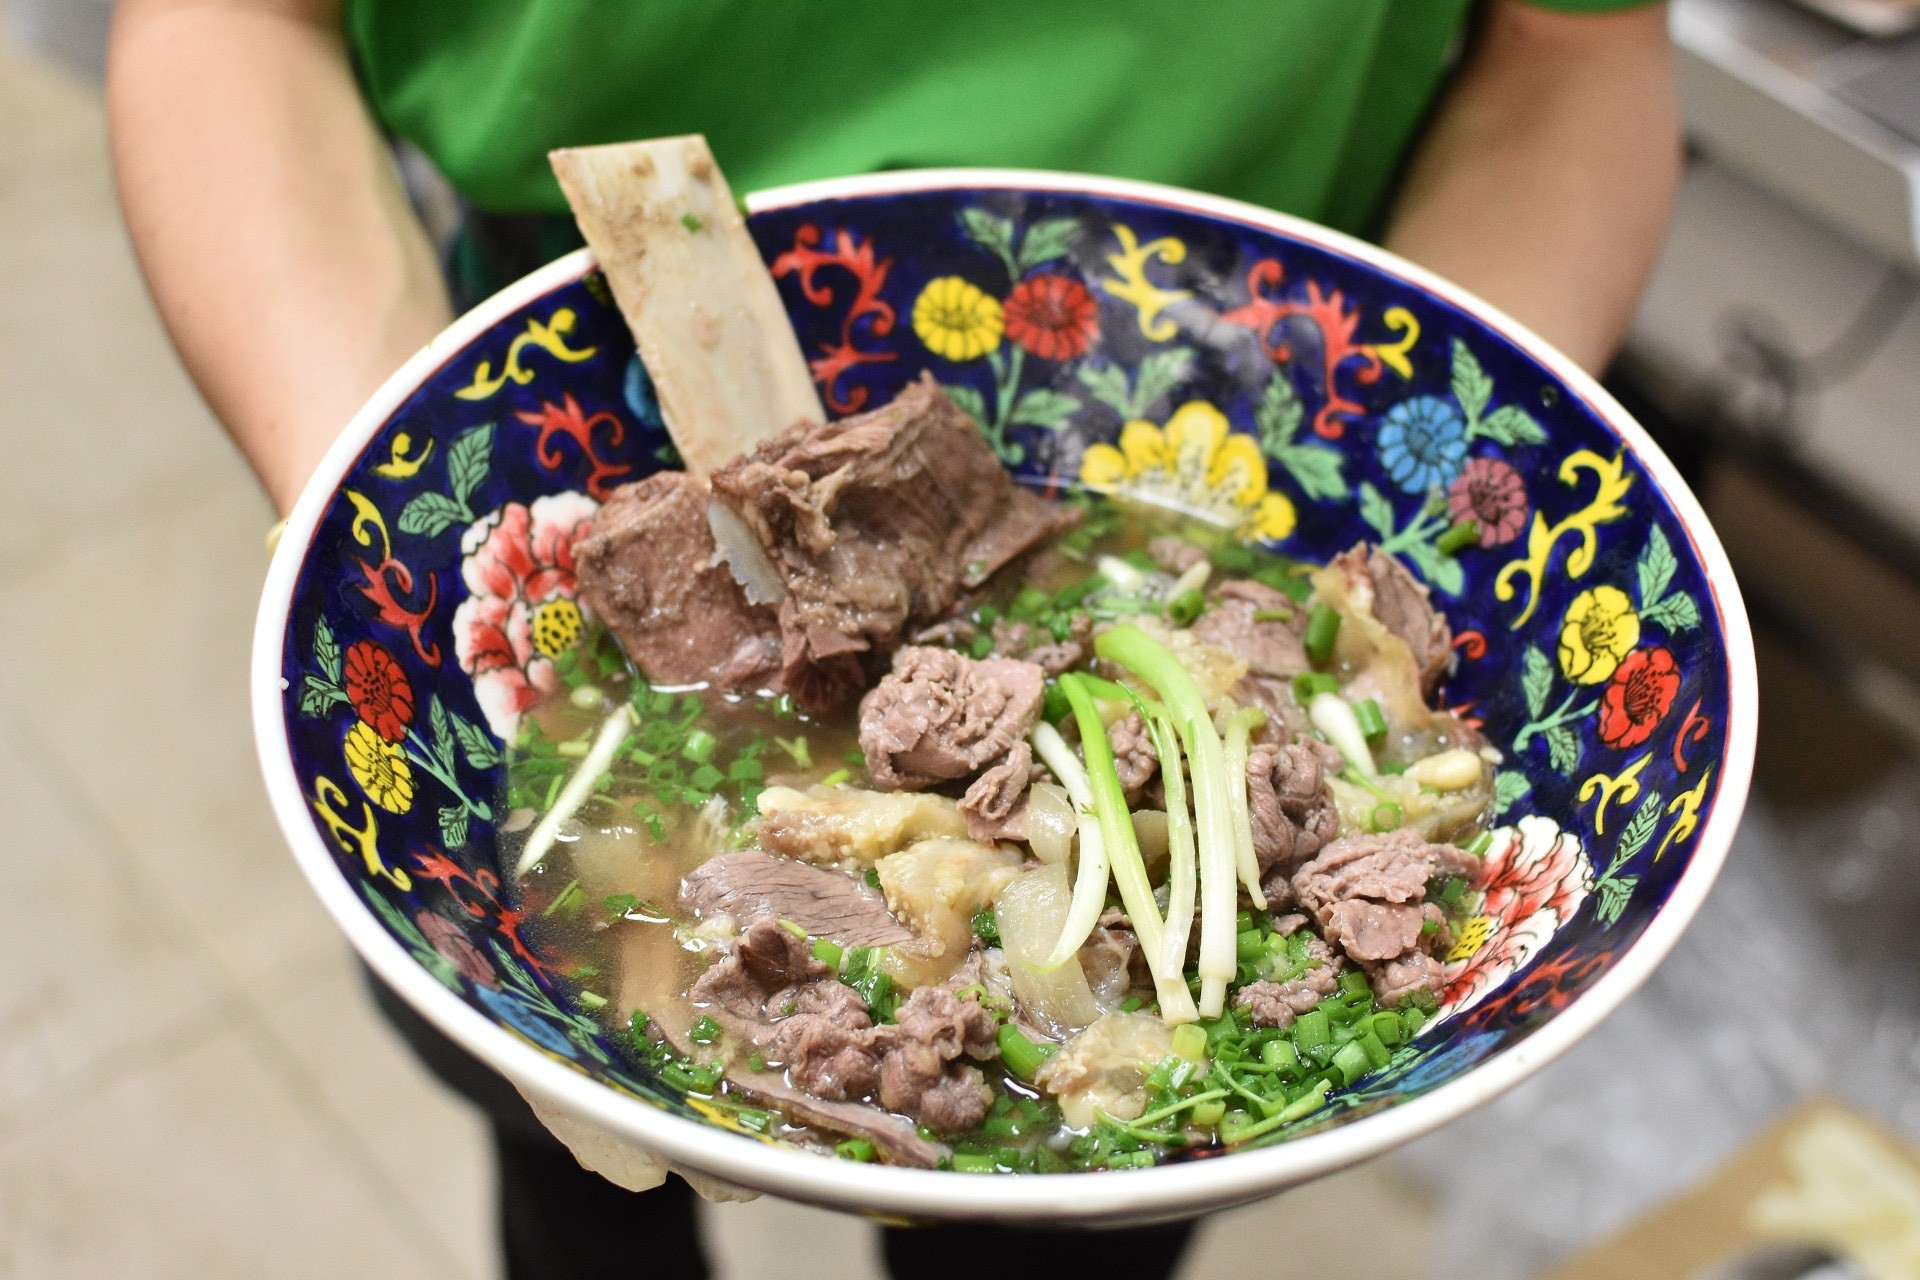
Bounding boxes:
[275,182,1739,1166]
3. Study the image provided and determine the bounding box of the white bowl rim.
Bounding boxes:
[253,166,1757,1222]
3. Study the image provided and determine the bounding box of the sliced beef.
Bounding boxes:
[859,646,1046,790]
[959,742,1031,843]
[1192,580,1310,680]
[1234,934,1342,1031]
[1333,544,1452,698]
[681,851,913,946]
[1148,537,1209,575]
[1247,741,1339,897]
[708,374,1076,709]
[1108,711,1159,803]
[872,985,999,1136]
[990,613,1092,677]
[1290,830,1478,1006]
[573,472,782,689]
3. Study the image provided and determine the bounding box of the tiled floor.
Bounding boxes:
[0,31,1439,1280]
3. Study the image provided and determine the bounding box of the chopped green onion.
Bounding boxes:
[969,632,995,660]
[1421,917,1441,936]
[818,768,851,787]
[772,735,810,768]
[557,740,591,758]
[1303,604,1341,665]
[836,1138,876,1162]
[1331,1040,1371,1085]
[1293,1008,1330,1055]
[688,763,725,792]
[1436,520,1481,555]
[1170,1023,1208,1062]
[1352,698,1388,740]
[1440,876,1469,909]
[679,211,703,232]
[1291,672,1339,703]
[568,964,600,981]
[748,1052,766,1072]
[1252,608,1294,623]
[1167,588,1205,626]
[1041,680,1072,724]
[776,919,810,940]
[1370,802,1403,832]
[844,747,865,767]
[1191,1097,1227,1128]
[812,938,844,969]
[1465,830,1493,858]
[688,1016,721,1044]
[1357,1030,1391,1070]
[951,1153,998,1173]
[970,905,1001,948]
[997,1024,1056,1081]
[543,880,585,918]
[680,729,717,763]
[1261,1039,1299,1070]
[773,693,797,718]
[1310,693,1378,777]
[576,991,607,1011]
[1120,996,1144,1013]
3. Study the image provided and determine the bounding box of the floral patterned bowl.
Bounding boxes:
[253,170,1755,1223]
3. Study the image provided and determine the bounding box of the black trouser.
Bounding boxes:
[366,972,1195,1280]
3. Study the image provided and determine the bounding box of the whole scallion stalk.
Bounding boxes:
[1027,721,1109,972]
[1222,705,1268,909]
[1057,674,1197,1023]
[1136,697,1198,985]
[1094,624,1238,1018]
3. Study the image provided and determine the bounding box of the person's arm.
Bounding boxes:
[108,0,451,516]
[1385,0,1681,374]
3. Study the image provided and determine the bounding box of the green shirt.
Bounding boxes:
[350,0,1645,236]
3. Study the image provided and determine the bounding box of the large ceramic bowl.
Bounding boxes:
[254,170,1755,1224]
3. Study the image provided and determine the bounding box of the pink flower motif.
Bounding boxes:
[1446,456,1528,547]
[451,491,599,738]
[416,911,498,989]
[1438,815,1593,1018]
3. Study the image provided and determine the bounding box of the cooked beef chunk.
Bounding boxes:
[1192,580,1310,680]
[1247,741,1339,896]
[1332,544,1452,698]
[959,742,1031,843]
[680,851,913,946]
[859,646,1046,790]
[990,614,1092,677]
[687,916,832,1024]
[1082,909,1142,999]
[573,472,782,688]
[1233,934,1342,1030]
[1148,537,1209,575]
[768,983,884,1100]
[1290,830,1478,1005]
[708,374,1075,709]
[1107,711,1160,803]
[873,985,999,1136]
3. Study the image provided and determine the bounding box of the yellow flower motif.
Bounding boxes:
[1077,400,1296,543]
[1557,585,1640,685]
[345,720,415,814]
[912,276,1003,362]
[531,598,583,660]
[1447,914,1495,964]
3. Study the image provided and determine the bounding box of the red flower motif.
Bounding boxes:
[1002,274,1099,362]
[343,641,414,742]
[1597,646,1681,749]
[416,911,497,989]
[1447,457,1528,546]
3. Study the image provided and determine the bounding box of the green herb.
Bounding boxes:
[567,964,600,981]
[971,905,1001,948]
[543,879,585,919]
[1303,604,1341,665]
[818,768,851,787]
[688,1016,722,1044]
[844,747,865,767]
[840,947,897,1021]
[996,1025,1056,1082]
[680,211,703,232]
[812,938,844,969]
[604,893,640,919]
[748,1052,766,1072]
[773,735,811,768]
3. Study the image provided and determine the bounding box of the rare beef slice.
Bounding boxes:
[708,373,1075,709]
[573,472,782,689]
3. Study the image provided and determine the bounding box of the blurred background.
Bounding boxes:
[2,0,1918,1276]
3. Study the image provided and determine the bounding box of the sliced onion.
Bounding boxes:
[1025,783,1076,867]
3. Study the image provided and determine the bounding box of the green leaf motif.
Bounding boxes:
[1075,364,1134,418]
[959,209,1018,277]
[1476,404,1547,447]
[1544,723,1581,775]
[1256,371,1306,446]
[1594,875,1638,927]
[447,423,494,508]
[1130,348,1193,417]
[1358,482,1395,541]
[1522,647,1553,720]
[1272,444,1349,503]
[1637,525,1677,610]
[439,805,470,850]
[314,615,342,683]
[1009,387,1081,431]
[1015,218,1080,270]
[1641,592,1702,634]
[451,712,502,770]
[1404,540,1464,598]
[429,696,455,771]
[1616,789,1664,862]
[1493,770,1532,818]
[1451,339,1493,427]
[942,382,989,427]
[298,676,349,719]
[397,491,470,539]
